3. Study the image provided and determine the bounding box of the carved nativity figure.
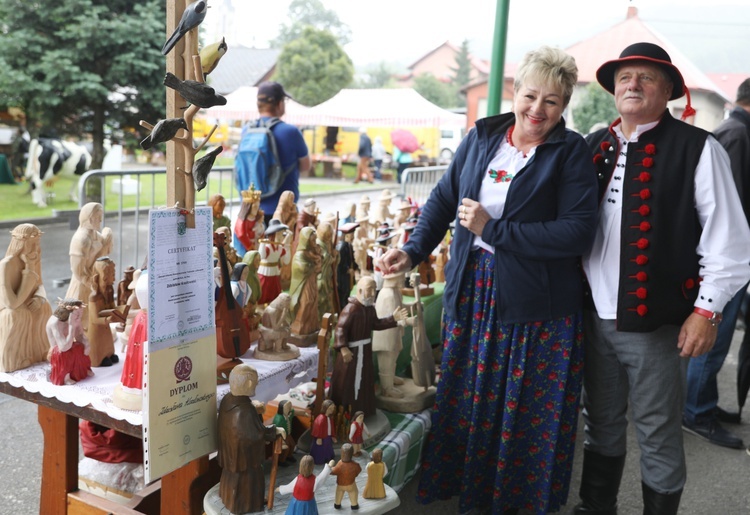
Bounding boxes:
[0,224,52,373]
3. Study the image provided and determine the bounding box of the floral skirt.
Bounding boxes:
[416,250,583,514]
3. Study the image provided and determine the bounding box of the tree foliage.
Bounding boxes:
[274,26,354,107]
[413,74,459,110]
[353,61,397,89]
[0,0,166,166]
[271,0,351,48]
[572,82,619,134]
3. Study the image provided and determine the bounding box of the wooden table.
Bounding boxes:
[0,380,220,515]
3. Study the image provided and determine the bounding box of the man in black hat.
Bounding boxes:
[683,77,750,450]
[577,43,750,514]
[253,81,310,222]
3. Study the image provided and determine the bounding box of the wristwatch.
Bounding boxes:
[693,307,722,326]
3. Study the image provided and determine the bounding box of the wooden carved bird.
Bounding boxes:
[193,146,223,191]
[200,37,228,76]
[162,0,208,56]
[140,118,188,150]
[164,72,227,109]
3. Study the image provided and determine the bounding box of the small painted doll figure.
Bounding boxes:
[362,448,388,500]
[348,411,370,457]
[310,399,337,465]
[276,454,333,515]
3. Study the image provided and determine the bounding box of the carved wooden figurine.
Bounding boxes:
[256,292,300,361]
[241,250,263,339]
[0,224,52,373]
[355,195,371,226]
[310,399,337,465]
[276,454,333,515]
[348,411,370,457]
[66,202,113,331]
[330,276,409,417]
[113,268,148,410]
[217,364,285,514]
[331,443,362,510]
[88,257,127,367]
[373,271,407,399]
[214,226,239,268]
[393,199,411,229]
[46,299,93,385]
[362,448,388,500]
[208,193,231,232]
[234,186,264,256]
[292,198,318,257]
[271,400,298,465]
[352,217,372,280]
[257,219,292,305]
[369,188,396,227]
[272,191,298,291]
[336,223,359,315]
[289,226,322,340]
[315,221,337,320]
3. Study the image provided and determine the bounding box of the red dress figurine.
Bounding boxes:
[46,299,93,385]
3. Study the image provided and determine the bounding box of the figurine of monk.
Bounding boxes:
[331,443,362,510]
[256,293,300,361]
[362,448,388,500]
[0,224,52,373]
[372,271,407,399]
[272,191,298,291]
[234,187,264,256]
[88,257,126,367]
[257,220,292,305]
[316,221,337,319]
[65,202,113,331]
[289,227,322,338]
[47,299,93,385]
[330,276,410,417]
[217,364,285,514]
[209,193,231,232]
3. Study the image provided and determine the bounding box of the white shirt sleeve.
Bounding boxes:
[693,135,750,312]
[278,476,297,496]
[313,463,332,492]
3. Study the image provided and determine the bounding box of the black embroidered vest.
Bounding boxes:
[586,112,709,332]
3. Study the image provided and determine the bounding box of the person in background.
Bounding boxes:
[372,136,386,181]
[255,81,310,223]
[356,127,373,184]
[578,43,750,514]
[380,46,598,514]
[682,77,750,450]
[392,146,412,184]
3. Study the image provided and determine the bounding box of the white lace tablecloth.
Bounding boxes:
[0,344,319,427]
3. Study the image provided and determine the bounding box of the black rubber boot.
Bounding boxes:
[642,482,682,515]
[573,449,626,515]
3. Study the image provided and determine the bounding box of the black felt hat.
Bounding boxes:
[596,42,685,100]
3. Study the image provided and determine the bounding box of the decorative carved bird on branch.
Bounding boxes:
[164,72,227,109]
[193,146,223,191]
[200,37,228,76]
[140,118,188,150]
[162,0,208,56]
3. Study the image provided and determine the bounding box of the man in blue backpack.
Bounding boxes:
[240,82,310,224]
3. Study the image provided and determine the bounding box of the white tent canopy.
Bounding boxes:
[203,87,466,129]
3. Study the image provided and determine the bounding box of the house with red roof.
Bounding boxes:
[395,41,491,89]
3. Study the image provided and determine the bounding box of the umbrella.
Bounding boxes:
[390,129,419,153]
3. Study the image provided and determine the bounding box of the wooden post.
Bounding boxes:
[166,0,188,222]
[38,405,77,515]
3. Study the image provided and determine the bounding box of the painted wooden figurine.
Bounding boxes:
[65,202,113,332]
[373,271,407,399]
[310,399,337,465]
[330,276,409,417]
[362,448,388,500]
[336,223,359,315]
[208,193,231,232]
[272,400,298,465]
[113,267,148,411]
[272,191,298,291]
[256,292,300,361]
[0,223,52,373]
[234,187,264,256]
[331,443,362,510]
[88,257,127,367]
[217,364,285,514]
[241,250,263,339]
[315,221,337,320]
[214,226,239,268]
[257,219,292,305]
[292,198,318,257]
[276,454,333,515]
[289,226,322,339]
[46,298,93,385]
[348,411,370,457]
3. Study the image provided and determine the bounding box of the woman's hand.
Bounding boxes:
[459,198,491,237]
[379,248,412,275]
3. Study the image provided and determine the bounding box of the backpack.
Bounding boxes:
[235,117,293,199]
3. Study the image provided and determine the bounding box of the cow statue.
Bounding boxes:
[23,137,92,207]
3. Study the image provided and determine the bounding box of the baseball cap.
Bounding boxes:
[257,81,294,103]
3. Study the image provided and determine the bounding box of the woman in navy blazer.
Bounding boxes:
[381,46,598,514]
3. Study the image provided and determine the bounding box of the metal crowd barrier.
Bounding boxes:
[399,165,448,206]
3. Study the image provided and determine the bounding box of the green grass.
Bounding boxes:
[0,161,369,222]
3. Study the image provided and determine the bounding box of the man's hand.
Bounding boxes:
[677,312,718,357]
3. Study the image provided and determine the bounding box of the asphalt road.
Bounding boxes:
[1,184,749,514]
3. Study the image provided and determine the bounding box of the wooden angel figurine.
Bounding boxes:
[362,448,388,500]
[208,193,231,232]
[0,224,52,373]
[310,399,337,465]
[65,202,113,331]
[289,226,322,339]
[256,292,300,361]
[276,455,333,515]
[348,411,370,457]
[217,364,286,514]
[88,257,127,367]
[272,190,298,290]
[46,298,93,385]
[234,186,264,256]
[113,267,148,411]
[257,219,292,305]
[331,443,362,510]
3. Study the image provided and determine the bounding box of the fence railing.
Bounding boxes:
[399,165,448,206]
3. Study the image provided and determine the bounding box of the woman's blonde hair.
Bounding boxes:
[514,46,578,105]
